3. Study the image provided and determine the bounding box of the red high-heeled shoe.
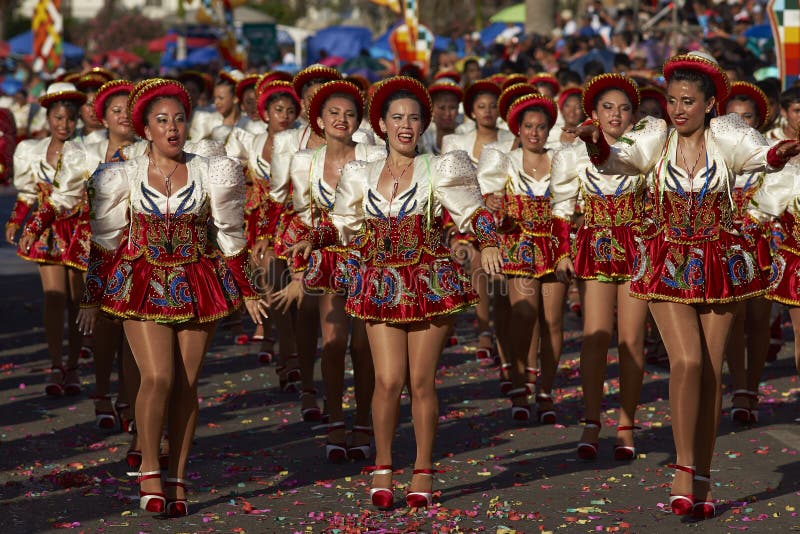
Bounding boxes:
[577,419,600,460]
[125,449,142,470]
[525,367,539,394]
[691,473,715,519]
[730,389,758,425]
[476,331,493,360]
[406,469,435,508]
[325,422,347,463]
[535,392,556,424]
[363,465,394,509]
[165,477,189,517]
[300,388,322,422]
[45,365,65,397]
[63,365,81,396]
[79,345,94,360]
[508,387,531,421]
[115,401,134,434]
[347,425,373,461]
[499,363,512,395]
[613,425,640,461]
[90,393,117,430]
[128,470,165,513]
[667,463,696,515]
[257,337,276,364]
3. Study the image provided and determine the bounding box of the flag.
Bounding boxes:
[768,0,800,89]
[196,0,247,71]
[32,0,62,73]
[370,0,402,14]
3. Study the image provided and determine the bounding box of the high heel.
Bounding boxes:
[691,473,715,519]
[257,337,276,364]
[63,365,81,396]
[476,331,493,360]
[324,422,348,463]
[363,465,394,510]
[667,464,696,515]
[577,419,600,460]
[405,469,435,508]
[90,393,117,430]
[125,449,142,470]
[45,365,65,396]
[128,470,165,513]
[282,355,301,392]
[613,425,640,461]
[535,392,556,424]
[508,387,531,421]
[79,345,93,360]
[165,477,189,517]
[446,335,458,347]
[499,363,512,395]
[115,401,134,434]
[730,389,758,425]
[525,366,539,393]
[300,388,322,422]
[347,425,373,461]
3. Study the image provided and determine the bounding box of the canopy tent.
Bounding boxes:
[489,3,525,24]
[148,34,216,53]
[306,25,373,65]
[479,22,524,46]
[7,31,84,61]
[160,44,220,69]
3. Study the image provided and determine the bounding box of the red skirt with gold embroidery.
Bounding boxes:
[244,180,270,248]
[345,215,477,323]
[273,209,297,260]
[766,212,800,305]
[304,247,348,294]
[100,252,244,323]
[501,231,557,278]
[18,208,89,270]
[630,231,763,303]
[573,225,644,281]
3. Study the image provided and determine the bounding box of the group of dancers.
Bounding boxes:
[5,51,800,519]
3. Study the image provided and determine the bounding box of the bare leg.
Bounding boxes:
[296,295,320,415]
[39,265,68,387]
[91,315,122,417]
[791,307,800,375]
[266,259,298,385]
[492,279,511,389]
[725,303,749,415]
[614,282,648,448]
[350,318,374,432]
[744,298,772,413]
[318,293,348,444]
[471,248,491,345]
[507,277,540,410]
[536,276,567,417]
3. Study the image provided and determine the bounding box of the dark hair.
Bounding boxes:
[727,93,759,122]
[215,77,236,91]
[592,87,632,112]
[143,95,187,126]
[266,92,298,112]
[583,60,606,80]
[381,89,430,125]
[517,105,553,130]
[668,68,716,99]
[301,77,331,97]
[431,90,460,105]
[613,53,631,70]
[463,58,480,70]
[103,91,131,118]
[46,100,80,120]
[756,77,781,102]
[779,86,800,110]
[557,68,582,89]
[321,91,360,116]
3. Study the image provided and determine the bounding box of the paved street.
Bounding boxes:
[0,187,798,533]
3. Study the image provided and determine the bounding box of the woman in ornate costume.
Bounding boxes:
[477,90,567,422]
[291,76,502,508]
[74,67,115,145]
[21,80,139,431]
[5,82,86,397]
[720,82,775,425]
[551,74,648,459]
[571,52,800,519]
[418,80,462,155]
[76,79,267,516]
[276,80,384,461]
[226,78,300,365]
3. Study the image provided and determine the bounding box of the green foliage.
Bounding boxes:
[70,5,164,56]
[249,2,299,26]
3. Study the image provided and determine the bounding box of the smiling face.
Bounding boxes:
[518,108,551,153]
[472,92,498,129]
[432,92,459,131]
[213,84,237,116]
[591,88,633,139]
[379,97,423,157]
[102,93,133,138]
[267,95,297,134]
[241,87,257,119]
[667,79,714,136]
[47,102,78,142]
[143,97,187,159]
[80,91,103,131]
[560,94,584,128]
[317,94,359,142]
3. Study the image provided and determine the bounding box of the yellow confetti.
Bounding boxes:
[477,471,491,476]
[241,419,252,424]
[788,506,796,512]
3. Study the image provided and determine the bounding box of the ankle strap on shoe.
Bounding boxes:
[581,419,601,429]
[536,392,552,401]
[352,425,373,435]
[731,389,758,400]
[616,425,641,431]
[412,469,439,476]
[165,477,188,487]
[526,367,540,376]
[127,470,162,481]
[667,464,696,476]
[501,362,511,370]
[507,387,530,398]
[362,465,393,475]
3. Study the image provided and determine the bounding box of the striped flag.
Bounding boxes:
[769,0,800,89]
[32,0,62,73]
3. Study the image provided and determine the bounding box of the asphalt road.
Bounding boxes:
[1,186,799,533]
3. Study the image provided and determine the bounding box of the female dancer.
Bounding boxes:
[418,81,462,155]
[478,91,567,422]
[5,82,86,397]
[441,79,514,359]
[723,82,784,423]
[290,76,503,508]
[572,52,800,518]
[275,80,384,461]
[226,80,300,367]
[75,68,115,145]
[21,80,139,428]
[551,74,648,459]
[77,79,268,516]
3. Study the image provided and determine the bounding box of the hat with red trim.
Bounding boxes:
[663,51,730,102]
[39,82,87,109]
[93,79,134,122]
[257,80,300,124]
[581,73,640,116]
[463,79,501,118]
[506,93,558,136]
[128,78,192,139]
[309,80,364,138]
[367,76,431,140]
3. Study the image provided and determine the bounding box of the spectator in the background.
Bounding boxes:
[756,77,782,133]
[10,90,32,139]
[0,107,16,185]
[461,57,482,87]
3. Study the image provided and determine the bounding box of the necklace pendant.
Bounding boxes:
[383,236,392,251]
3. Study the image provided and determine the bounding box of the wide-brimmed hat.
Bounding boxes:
[235,74,260,101]
[257,80,300,123]
[663,51,730,101]
[433,70,462,85]
[720,81,769,129]
[308,80,364,138]
[39,82,87,109]
[128,78,192,138]
[255,71,293,96]
[501,74,528,92]
[529,73,560,95]
[75,67,116,93]
[367,76,431,140]
[93,79,134,122]
[428,80,464,103]
[506,93,558,136]
[498,83,536,122]
[582,73,640,116]
[292,64,342,98]
[463,79,501,118]
[557,87,583,110]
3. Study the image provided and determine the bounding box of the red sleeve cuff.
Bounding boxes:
[767,140,794,169]
[225,249,258,299]
[7,198,32,227]
[580,119,611,166]
[81,242,115,307]
[470,208,501,251]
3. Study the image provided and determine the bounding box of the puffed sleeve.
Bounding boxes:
[289,149,316,228]
[203,156,257,299]
[184,138,226,157]
[476,145,509,195]
[268,131,294,205]
[747,161,800,223]
[440,133,458,155]
[550,143,581,220]
[220,126,254,164]
[188,110,213,141]
[593,116,668,176]
[87,161,130,251]
[331,160,368,246]
[7,140,37,228]
[710,113,790,174]
[50,140,90,212]
[433,150,501,250]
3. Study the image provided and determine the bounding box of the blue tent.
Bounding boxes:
[160,44,220,69]
[479,22,523,46]
[7,31,84,60]
[306,26,373,65]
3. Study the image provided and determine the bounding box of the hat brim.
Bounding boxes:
[664,55,730,102]
[428,83,464,103]
[529,76,560,95]
[501,74,528,92]
[463,80,501,119]
[93,80,134,123]
[557,87,582,110]
[368,76,431,141]
[257,81,300,124]
[507,93,557,137]
[236,75,260,101]
[720,82,769,130]
[256,71,293,96]
[292,66,342,98]
[129,79,192,139]
[309,81,364,138]
[582,74,640,117]
[498,83,535,122]
[39,90,87,109]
